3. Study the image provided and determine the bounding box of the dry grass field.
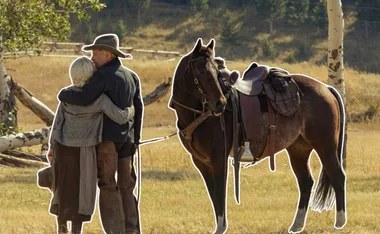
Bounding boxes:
[0,56,380,233]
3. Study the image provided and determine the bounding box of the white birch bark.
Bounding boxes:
[327,0,346,104]
[0,35,14,132]
[7,77,55,125]
[0,127,50,152]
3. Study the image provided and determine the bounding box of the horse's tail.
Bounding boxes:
[310,86,346,212]
[328,86,346,169]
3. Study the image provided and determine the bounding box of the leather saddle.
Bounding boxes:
[233,64,269,96]
[227,63,301,169]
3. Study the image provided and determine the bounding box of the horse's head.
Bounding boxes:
[184,38,227,115]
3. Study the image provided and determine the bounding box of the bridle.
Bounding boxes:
[171,54,224,116]
[170,53,228,145]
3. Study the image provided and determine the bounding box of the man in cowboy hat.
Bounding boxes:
[58,33,143,234]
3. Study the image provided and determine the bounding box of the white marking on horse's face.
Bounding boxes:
[335,210,347,229]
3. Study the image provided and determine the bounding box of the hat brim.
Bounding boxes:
[82,44,132,59]
[37,166,52,188]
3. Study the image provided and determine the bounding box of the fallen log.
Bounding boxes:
[3,150,47,162]
[0,77,172,153]
[0,127,50,153]
[7,77,55,125]
[0,153,48,168]
[6,76,172,127]
[143,77,172,105]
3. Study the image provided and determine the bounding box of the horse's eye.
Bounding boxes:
[199,68,206,74]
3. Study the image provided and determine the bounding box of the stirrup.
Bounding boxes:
[241,142,254,162]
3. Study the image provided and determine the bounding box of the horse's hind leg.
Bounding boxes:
[312,144,346,229]
[286,136,314,233]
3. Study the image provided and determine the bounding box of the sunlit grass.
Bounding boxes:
[1,127,380,233]
[1,56,380,233]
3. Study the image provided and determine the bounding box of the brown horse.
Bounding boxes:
[169,38,346,233]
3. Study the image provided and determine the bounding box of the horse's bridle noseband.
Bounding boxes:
[177,55,223,114]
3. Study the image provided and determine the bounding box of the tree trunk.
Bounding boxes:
[143,77,172,105]
[3,149,47,162]
[327,0,346,168]
[0,127,50,153]
[0,153,47,168]
[0,77,172,152]
[138,8,141,27]
[327,0,345,103]
[0,35,18,136]
[269,20,273,34]
[7,77,55,125]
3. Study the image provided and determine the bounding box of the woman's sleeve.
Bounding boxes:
[49,102,64,150]
[99,94,135,125]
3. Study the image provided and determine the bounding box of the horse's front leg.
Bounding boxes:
[192,154,227,234]
[210,151,228,234]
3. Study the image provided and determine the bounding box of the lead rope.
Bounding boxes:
[136,131,177,227]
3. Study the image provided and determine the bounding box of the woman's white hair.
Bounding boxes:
[69,56,96,87]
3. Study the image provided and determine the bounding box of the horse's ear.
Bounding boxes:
[194,38,203,52]
[207,39,215,50]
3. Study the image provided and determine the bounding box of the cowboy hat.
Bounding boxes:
[37,166,52,189]
[82,33,132,59]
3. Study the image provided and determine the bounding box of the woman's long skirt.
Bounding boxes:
[50,142,91,222]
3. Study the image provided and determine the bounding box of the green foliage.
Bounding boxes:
[86,25,95,44]
[190,0,209,11]
[220,11,241,45]
[286,0,309,25]
[96,21,106,35]
[254,0,286,22]
[128,0,152,10]
[285,52,297,64]
[296,42,314,61]
[261,38,278,59]
[0,0,104,53]
[117,20,128,39]
[309,0,328,29]
[0,110,17,135]
[356,0,380,22]
[227,0,252,8]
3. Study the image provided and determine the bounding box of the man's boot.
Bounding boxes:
[57,217,68,234]
[99,187,125,234]
[118,157,140,234]
[71,221,83,234]
[97,140,126,234]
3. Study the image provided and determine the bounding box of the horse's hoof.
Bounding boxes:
[335,210,347,229]
[213,228,227,234]
[214,216,227,234]
[288,208,307,233]
[288,223,304,233]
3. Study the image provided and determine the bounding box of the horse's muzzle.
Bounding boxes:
[210,98,227,115]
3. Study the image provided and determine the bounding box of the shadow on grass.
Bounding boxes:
[142,169,199,181]
[0,169,200,184]
[0,174,37,184]
[349,175,380,193]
